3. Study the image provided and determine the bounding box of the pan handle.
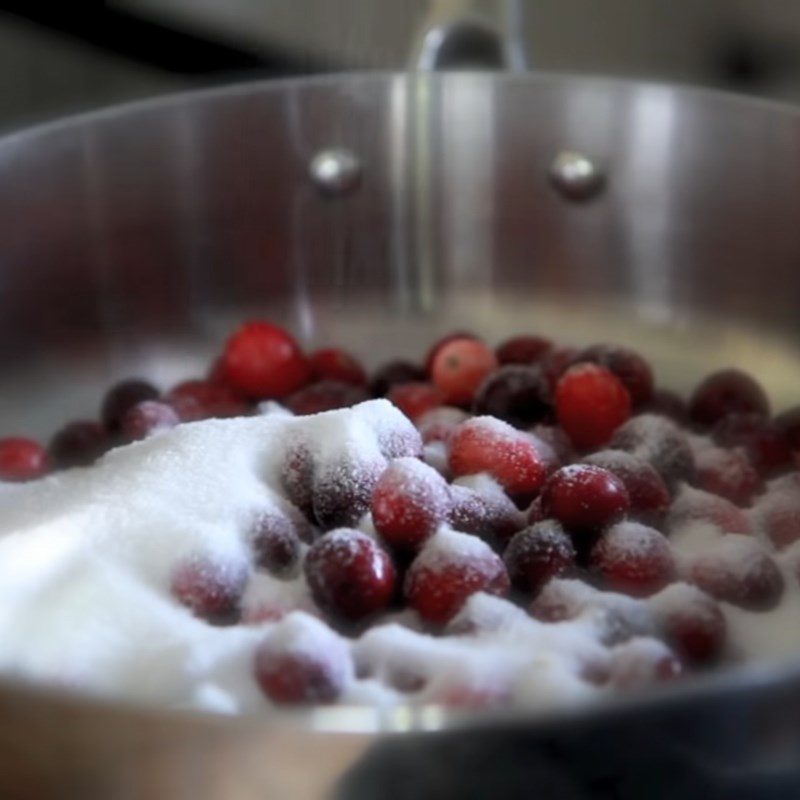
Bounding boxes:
[411,0,528,71]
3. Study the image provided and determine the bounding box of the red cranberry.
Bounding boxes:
[540,464,630,534]
[310,348,367,386]
[611,414,696,491]
[101,379,159,431]
[249,512,303,576]
[495,335,552,365]
[668,486,752,535]
[431,337,499,406]
[370,361,426,397]
[572,344,654,407]
[503,521,576,594]
[170,556,249,623]
[404,530,509,624]
[689,369,769,428]
[583,450,670,524]
[312,457,385,529]
[694,446,761,506]
[49,421,108,469]
[687,537,783,611]
[304,529,396,620]
[449,417,548,500]
[608,639,682,690]
[472,365,551,429]
[650,583,726,666]
[449,481,525,543]
[167,380,248,421]
[0,437,50,482]
[556,364,631,450]
[590,522,676,597]
[387,382,445,421]
[284,381,368,415]
[120,400,179,441]
[644,389,689,424]
[416,407,469,444]
[280,441,314,519]
[372,458,451,550]
[424,331,476,374]
[221,321,311,399]
[758,493,800,550]
[775,407,800,452]
[712,413,792,476]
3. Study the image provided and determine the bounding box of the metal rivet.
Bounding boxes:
[309,148,362,196]
[549,151,605,201]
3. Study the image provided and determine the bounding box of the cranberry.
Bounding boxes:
[101,379,159,431]
[495,335,552,365]
[608,639,682,690]
[170,556,249,623]
[758,493,800,550]
[472,365,551,429]
[416,407,469,444]
[694,446,761,506]
[540,347,579,393]
[431,337,499,406]
[583,450,670,524]
[611,414,696,491]
[424,331,476,374]
[531,424,574,465]
[445,594,526,635]
[644,389,689,424]
[556,364,631,450]
[310,348,367,386]
[120,400,179,441]
[49,420,108,469]
[0,437,49,482]
[387,382,445,421]
[449,481,525,543]
[284,381,368,415]
[712,413,792,476]
[529,577,592,622]
[304,529,395,620]
[166,380,248,421]
[503,521,576,594]
[449,417,548,500]
[221,321,312,399]
[526,496,545,525]
[540,465,630,534]
[370,361,426,397]
[280,441,314,519]
[590,522,676,597]
[404,530,509,624]
[687,537,784,611]
[668,485,752,535]
[249,512,303,576]
[572,344,654,407]
[776,406,800,451]
[689,369,769,428]
[650,583,726,666]
[312,457,385,529]
[372,458,451,550]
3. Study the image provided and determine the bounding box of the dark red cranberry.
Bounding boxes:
[572,344,654,407]
[170,556,249,623]
[404,531,509,624]
[495,335,552,365]
[249,512,303,576]
[312,457,385,529]
[556,364,632,450]
[387,382,445,421]
[540,347,579,393]
[776,407,800,451]
[472,365,551,429]
[503,521,576,594]
[689,369,770,428]
[611,414,696,492]
[431,337,498,406]
[712,413,792,476]
[304,529,396,621]
[49,420,108,469]
[644,389,689,424]
[583,450,670,524]
[284,381,368,415]
[449,482,525,543]
[694,446,761,506]
[0,437,50,482]
[221,321,312,399]
[280,441,314,519]
[310,348,367,386]
[120,400,180,441]
[531,424,574,465]
[540,464,630,534]
[371,458,451,550]
[370,360,427,397]
[590,522,675,597]
[101,379,159,431]
[166,380,248,421]
[759,494,800,550]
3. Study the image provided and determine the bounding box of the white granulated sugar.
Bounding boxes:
[413,527,495,571]
[447,592,530,634]
[422,441,450,477]
[602,522,665,558]
[257,401,293,417]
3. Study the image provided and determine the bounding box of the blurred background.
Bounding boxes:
[1,0,800,131]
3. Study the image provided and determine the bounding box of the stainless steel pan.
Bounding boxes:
[1,64,800,799]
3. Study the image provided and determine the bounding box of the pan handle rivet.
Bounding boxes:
[549,151,605,201]
[309,149,362,196]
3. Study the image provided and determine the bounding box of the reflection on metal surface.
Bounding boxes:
[308,148,362,196]
[549,150,606,201]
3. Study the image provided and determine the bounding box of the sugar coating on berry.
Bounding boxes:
[608,637,682,690]
[693,443,762,507]
[668,485,752,536]
[503,521,576,594]
[449,474,525,541]
[750,489,800,550]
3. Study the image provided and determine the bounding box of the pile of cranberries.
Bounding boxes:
[3,322,800,708]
